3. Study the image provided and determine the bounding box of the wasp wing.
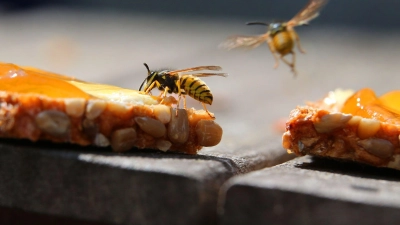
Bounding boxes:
[219,34,268,50]
[188,73,228,78]
[287,0,329,27]
[168,66,222,75]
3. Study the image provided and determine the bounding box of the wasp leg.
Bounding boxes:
[144,82,156,94]
[280,51,297,76]
[183,95,187,109]
[266,36,280,69]
[145,81,163,96]
[175,79,182,117]
[159,86,170,104]
[289,28,306,54]
[202,103,215,119]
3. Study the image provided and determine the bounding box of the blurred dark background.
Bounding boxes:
[2,0,400,29]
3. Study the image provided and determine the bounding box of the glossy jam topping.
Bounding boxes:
[0,62,160,105]
[341,88,400,124]
[0,63,90,98]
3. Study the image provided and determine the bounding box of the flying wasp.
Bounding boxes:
[220,0,329,76]
[139,63,227,118]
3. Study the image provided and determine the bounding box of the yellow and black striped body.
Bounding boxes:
[140,63,226,118]
[180,75,213,105]
[269,22,294,56]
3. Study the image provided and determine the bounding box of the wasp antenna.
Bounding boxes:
[246,21,269,26]
[143,63,151,75]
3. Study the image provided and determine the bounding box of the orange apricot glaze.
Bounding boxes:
[341,88,400,124]
[0,62,90,99]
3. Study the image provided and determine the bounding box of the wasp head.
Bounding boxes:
[268,22,285,35]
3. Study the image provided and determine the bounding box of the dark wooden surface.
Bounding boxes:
[221,156,400,225]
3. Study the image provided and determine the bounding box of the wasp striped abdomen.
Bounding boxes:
[272,31,294,55]
[180,75,213,105]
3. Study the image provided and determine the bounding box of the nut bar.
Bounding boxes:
[0,62,223,154]
[282,89,400,170]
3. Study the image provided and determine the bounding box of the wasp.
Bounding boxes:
[139,63,227,118]
[220,0,329,76]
